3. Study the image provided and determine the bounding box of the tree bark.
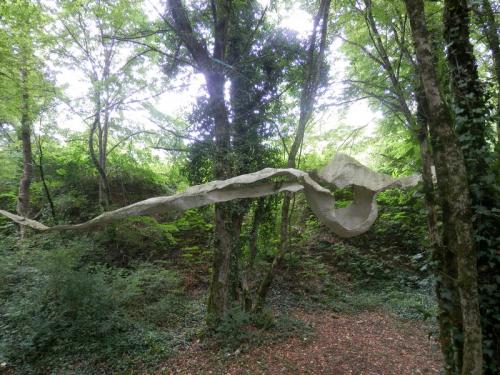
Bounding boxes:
[16,68,33,239]
[416,89,463,375]
[404,0,483,373]
[446,1,500,372]
[96,44,113,209]
[98,107,110,208]
[444,0,491,184]
[242,198,265,311]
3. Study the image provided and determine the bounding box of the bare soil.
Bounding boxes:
[158,310,441,375]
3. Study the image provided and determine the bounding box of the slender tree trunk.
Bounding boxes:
[35,134,56,221]
[89,41,113,210]
[254,193,291,311]
[248,199,265,272]
[472,0,500,141]
[405,1,483,373]
[416,90,463,374]
[16,68,32,239]
[89,104,111,210]
[98,108,110,208]
[254,0,331,311]
[243,198,265,311]
[416,99,439,249]
[98,49,112,208]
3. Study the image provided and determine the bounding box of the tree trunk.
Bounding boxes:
[204,68,239,327]
[416,90,463,374]
[35,134,56,221]
[472,0,500,141]
[243,198,265,311]
[89,38,113,210]
[446,1,500,372]
[16,68,33,239]
[166,0,240,327]
[444,0,491,185]
[98,47,113,208]
[89,104,111,210]
[98,108,110,208]
[254,192,291,311]
[404,0,483,373]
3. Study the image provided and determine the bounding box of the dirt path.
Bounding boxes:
[158,310,441,375]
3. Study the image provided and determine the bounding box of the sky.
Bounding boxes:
[52,0,380,160]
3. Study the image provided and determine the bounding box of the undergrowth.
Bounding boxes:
[0,234,205,374]
[277,189,437,323]
[0,189,438,373]
[213,306,312,352]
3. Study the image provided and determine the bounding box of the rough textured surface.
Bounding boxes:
[0,153,419,238]
[161,310,441,374]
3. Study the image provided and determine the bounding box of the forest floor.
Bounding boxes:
[159,308,441,375]
[0,225,440,374]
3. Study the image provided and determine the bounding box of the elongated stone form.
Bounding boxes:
[0,153,419,238]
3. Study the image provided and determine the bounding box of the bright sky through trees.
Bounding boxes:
[53,0,379,146]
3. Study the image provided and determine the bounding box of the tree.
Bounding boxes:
[444,0,492,187]
[337,1,460,370]
[162,0,319,325]
[404,0,483,373]
[165,0,252,326]
[255,0,332,311]
[471,0,500,141]
[52,0,151,208]
[337,0,440,214]
[0,0,54,238]
[444,1,500,372]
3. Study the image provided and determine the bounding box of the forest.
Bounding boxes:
[0,0,498,374]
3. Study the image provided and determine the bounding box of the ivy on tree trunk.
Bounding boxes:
[404,0,483,373]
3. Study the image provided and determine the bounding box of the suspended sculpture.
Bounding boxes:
[0,153,420,238]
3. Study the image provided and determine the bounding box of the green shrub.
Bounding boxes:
[214,305,254,349]
[213,306,310,351]
[96,216,177,265]
[328,281,437,320]
[0,192,17,234]
[173,210,214,263]
[116,262,201,328]
[0,192,16,210]
[92,210,213,266]
[0,247,132,365]
[0,238,203,373]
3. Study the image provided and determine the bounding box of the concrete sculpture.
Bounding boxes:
[0,153,419,238]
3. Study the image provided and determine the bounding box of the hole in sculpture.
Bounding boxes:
[334,187,354,209]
